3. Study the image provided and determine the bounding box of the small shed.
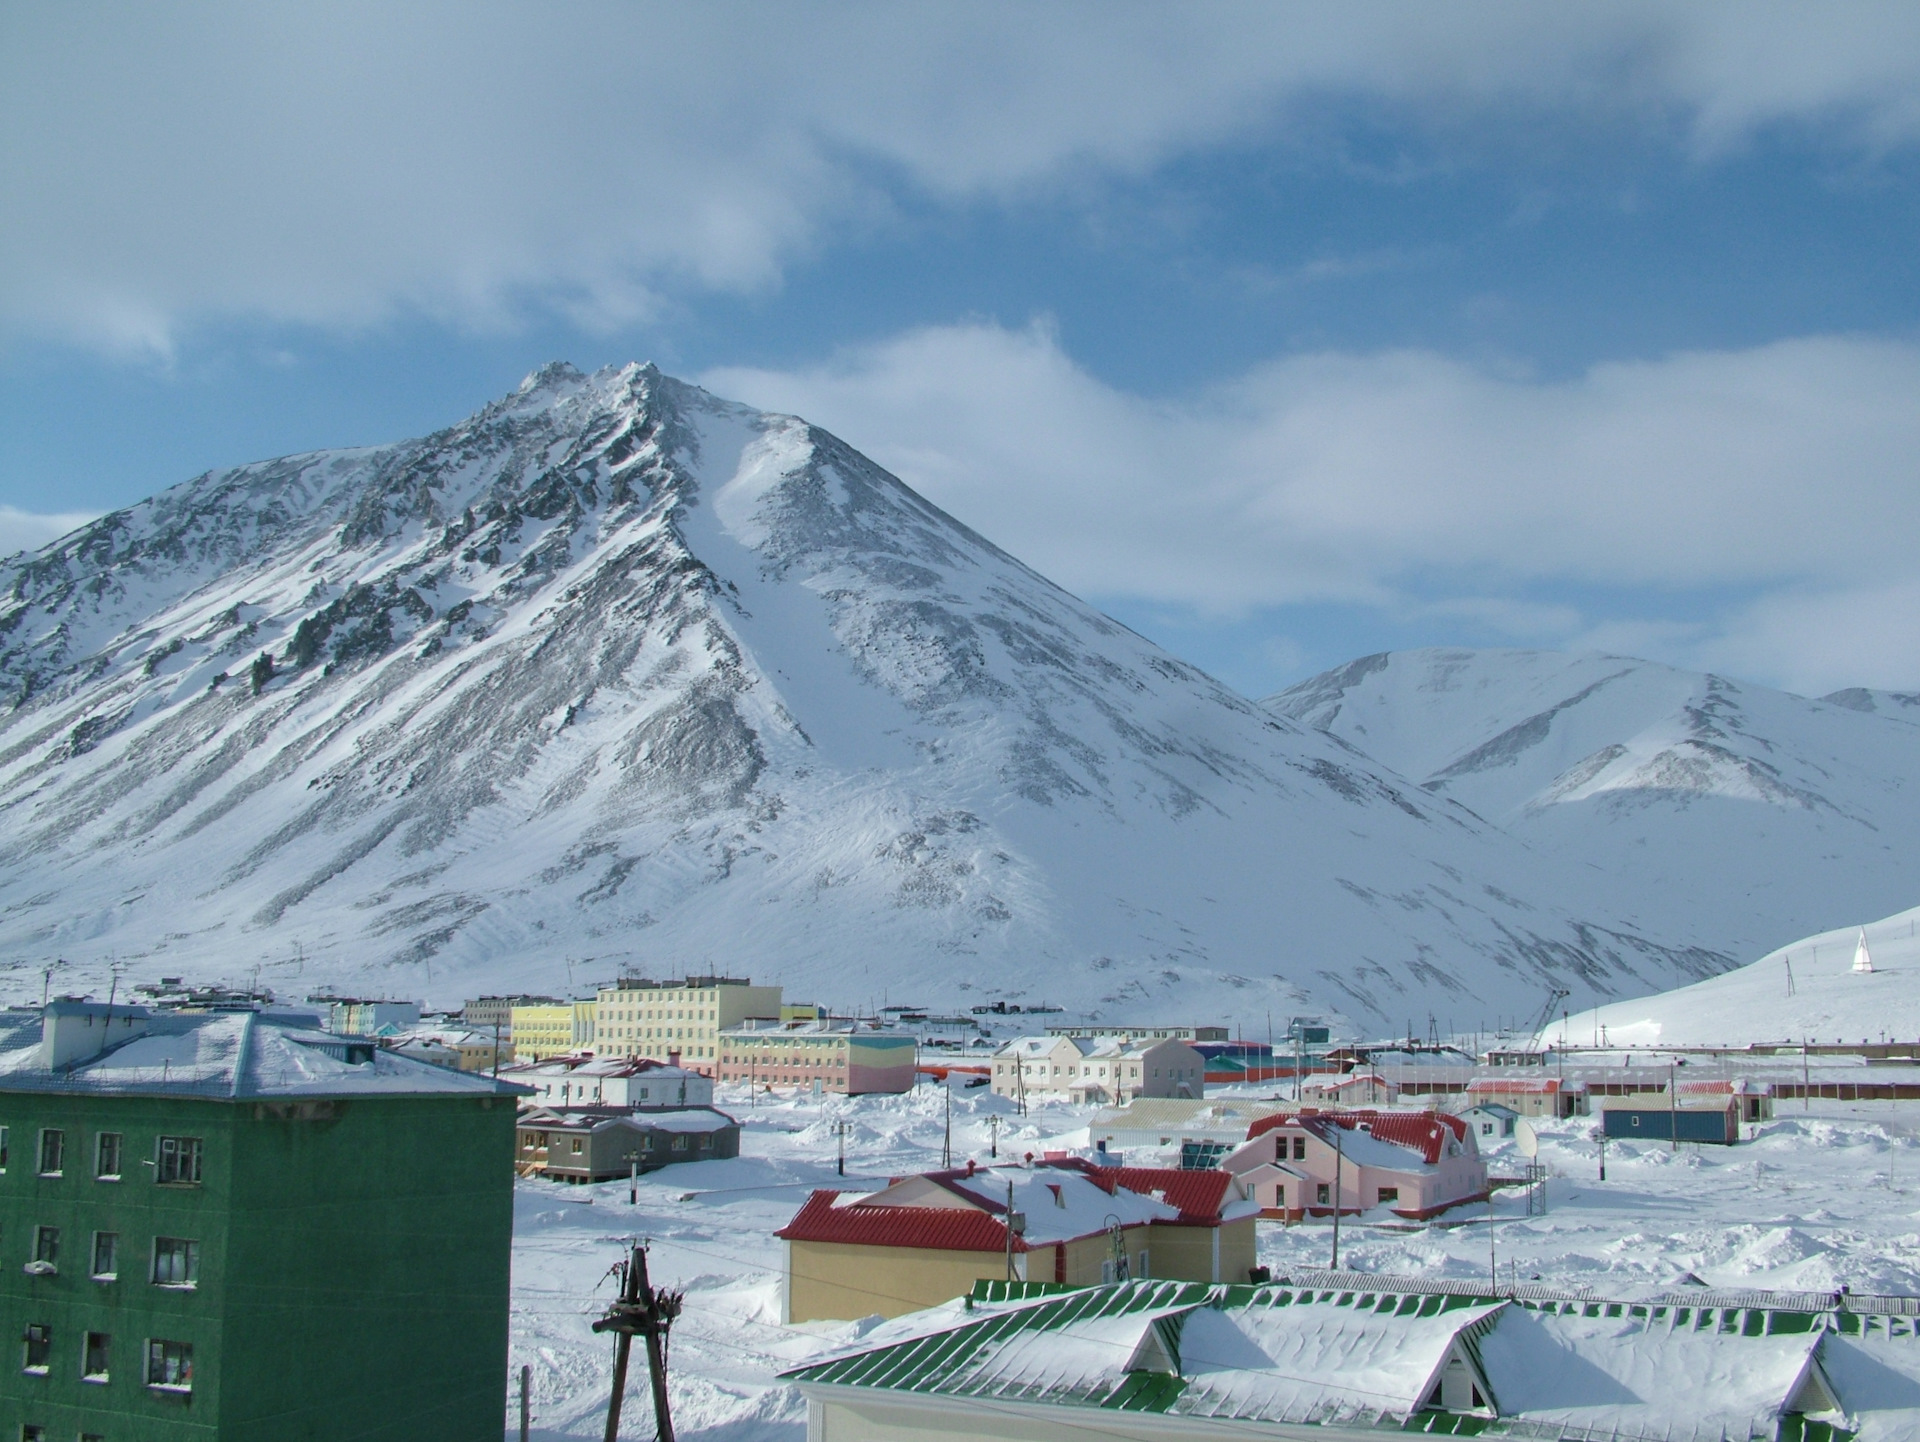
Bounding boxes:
[1601,1102,1738,1145]
[1459,1102,1519,1143]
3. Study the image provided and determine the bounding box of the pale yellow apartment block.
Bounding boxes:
[594,975,782,1074]
[508,1002,582,1061]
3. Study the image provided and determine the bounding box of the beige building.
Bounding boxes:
[594,975,781,1074]
[776,1160,1259,1322]
[719,1019,916,1094]
[992,1035,1206,1105]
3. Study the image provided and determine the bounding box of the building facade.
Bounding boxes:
[312,997,422,1036]
[718,1021,915,1094]
[775,1160,1258,1323]
[459,994,561,1037]
[500,1056,714,1109]
[593,977,781,1073]
[506,1001,596,1062]
[991,1036,1206,1105]
[1223,1110,1488,1221]
[515,1106,740,1181]
[0,1000,524,1442]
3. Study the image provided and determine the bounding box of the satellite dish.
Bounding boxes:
[1514,1118,1539,1159]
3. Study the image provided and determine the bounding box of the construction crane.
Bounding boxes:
[1529,986,1572,1048]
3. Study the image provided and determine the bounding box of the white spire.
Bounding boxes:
[1854,928,1875,974]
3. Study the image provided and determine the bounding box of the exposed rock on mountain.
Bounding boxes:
[1269,648,1920,968]
[0,367,1721,1026]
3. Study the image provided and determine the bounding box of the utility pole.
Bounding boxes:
[519,1364,531,1442]
[594,1242,681,1442]
[1668,1060,1678,1153]
[493,1017,504,1079]
[835,1119,848,1176]
[1004,1177,1017,1281]
[942,1077,952,1169]
[1329,1126,1345,1270]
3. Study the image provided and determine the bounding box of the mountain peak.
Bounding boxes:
[0,386,1724,1025]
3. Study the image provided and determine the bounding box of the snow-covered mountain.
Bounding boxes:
[0,365,1720,1027]
[1548,903,1920,1049]
[1267,649,1920,968]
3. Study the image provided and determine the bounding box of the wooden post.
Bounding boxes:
[519,1363,531,1442]
[635,1247,676,1442]
[594,1242,681,1442]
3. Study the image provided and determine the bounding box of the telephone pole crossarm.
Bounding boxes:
[594,1242,683,1442]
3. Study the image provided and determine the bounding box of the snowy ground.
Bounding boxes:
[505,1082,1920,1439]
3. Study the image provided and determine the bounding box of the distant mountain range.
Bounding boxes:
[1267,648,1920,974]
[0,365,1733,1030]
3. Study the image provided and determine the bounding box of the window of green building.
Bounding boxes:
[94,1132,121,1181]
[91,1232,117,1281]
[22,1322,51,1373]
[30,1226,58,1274]
[156,1135,202,1185]
[36,1129,61,1177]
[0,1124,9,1171]
[146,1338,192,1391]
[152,1237,198,1288]
[82,1331,109,1382]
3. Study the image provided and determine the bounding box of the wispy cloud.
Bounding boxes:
[705,322,1920,694]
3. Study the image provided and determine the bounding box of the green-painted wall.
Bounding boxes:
[0,1089,516,1441]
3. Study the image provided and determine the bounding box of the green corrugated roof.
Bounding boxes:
[783,1278,1898,1438]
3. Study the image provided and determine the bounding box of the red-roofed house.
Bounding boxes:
[1225,1109,1487,1221]
[1464,1075,1587,1118]
[774,1160,1259,1322]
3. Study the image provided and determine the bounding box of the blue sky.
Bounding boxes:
[5,4,1920,697]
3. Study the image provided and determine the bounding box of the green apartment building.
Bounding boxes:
[0,1000,526,1441]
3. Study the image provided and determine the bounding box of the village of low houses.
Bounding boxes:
[23,972,1920,1440]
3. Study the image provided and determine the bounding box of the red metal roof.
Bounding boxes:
[1467,1076,1564,1094]
[1102,1166,1232,1224]
[776,1190,1026,1253]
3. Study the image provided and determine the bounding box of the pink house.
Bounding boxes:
[1223,1109,1488,1221]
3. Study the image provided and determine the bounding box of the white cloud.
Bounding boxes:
[0,507,99,558]
[704,322,1920,693]
[6,3,1920,352]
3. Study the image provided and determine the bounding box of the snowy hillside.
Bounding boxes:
[1267,649,1920,968]
[1549,903,1920,1048]
[0,366,1723,1027]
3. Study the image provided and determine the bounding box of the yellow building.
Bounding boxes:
[594,975,781,1075]
[776,1162,1259,1323]
[509,1003,583,1061]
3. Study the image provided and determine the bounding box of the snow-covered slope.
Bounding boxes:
[1549,904,1920,1048]
[1267,649,1920,967]
[0,367,1722,1026]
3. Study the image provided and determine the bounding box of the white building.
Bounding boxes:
[498,1054,713,1109]
[992,1035,1205,1104]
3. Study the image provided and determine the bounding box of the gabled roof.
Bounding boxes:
[1043,1162,1257,1226]
[777,1191,1025,1253]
